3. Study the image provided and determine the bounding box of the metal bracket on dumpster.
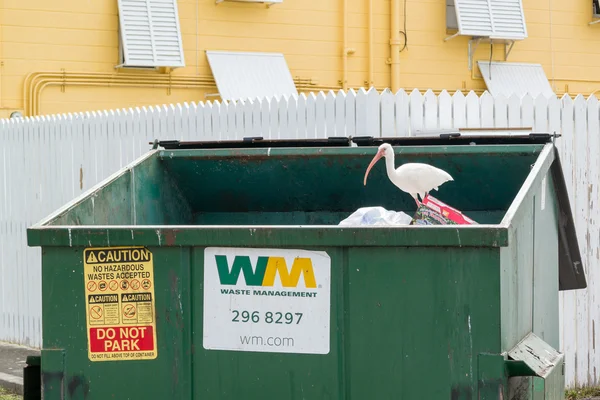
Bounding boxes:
[150,136,352,150]
[504,332,565,398]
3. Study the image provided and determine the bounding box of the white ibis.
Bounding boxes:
[363,143,454,207]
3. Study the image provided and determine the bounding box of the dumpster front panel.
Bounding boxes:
[344,246,502,399]
[192,244,502,399]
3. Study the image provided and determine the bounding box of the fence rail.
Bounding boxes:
[0,87,598,388]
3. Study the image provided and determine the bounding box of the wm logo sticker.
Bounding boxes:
[215,255,317,289]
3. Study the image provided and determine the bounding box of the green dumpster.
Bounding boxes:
[26,134,587,400]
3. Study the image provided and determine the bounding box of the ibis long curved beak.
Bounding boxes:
[363,149,384,185]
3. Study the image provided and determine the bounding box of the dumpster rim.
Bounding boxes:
[27,224,510,248]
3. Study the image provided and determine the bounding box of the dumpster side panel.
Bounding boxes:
[132,156,194,225]
[500,202,534,351]
[49,173,132,226]
[40,246,192,400]
[500,203,534,352]
[533,174,560,349]
[500,170,560,352]
[345,246,502,399]
[48,155,194,227]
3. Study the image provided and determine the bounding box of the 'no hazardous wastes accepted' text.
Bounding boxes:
[83,246,158,362]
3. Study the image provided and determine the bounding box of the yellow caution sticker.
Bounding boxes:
[83,246,158,362]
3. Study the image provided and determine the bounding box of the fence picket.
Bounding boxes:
[210,101,221,139]
[494,94,508,128]
[242,99,253,138]
[521,94,534,127]
[574,94,589,386]
[423,89,438,131]
[297,94,307,138]
[260,98,270,139]
[325,91,336,136]
[586,95,600,379]
[287,96,298,139]
[534,95,549,132]
[508,94,521,127]
[480,92,494,127]
[438,90,452,129]
[356,88,368,136]
[394,89,409,137]
[269,97,279,139]
[409,89,424,135]
[465,91,480,127]
[366,88,380,137]
[279,96,290,139]
[335,90,346,137]
[346,89,356,136]
[306,93,317,138]
[252,99,262,138]
[452,91,466,129]
[315,92,326,138]
[380,89,394,136]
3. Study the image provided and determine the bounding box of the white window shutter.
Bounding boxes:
[454,0,494,37]
[117,0,185,68]
[454,0,527,40]
[489,0,527,39]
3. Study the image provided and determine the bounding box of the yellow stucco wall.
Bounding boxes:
[2,0,600,117]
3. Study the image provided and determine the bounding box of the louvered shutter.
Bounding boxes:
[489,0,527,39]
[454,0,527,40]
[117,0,185,68]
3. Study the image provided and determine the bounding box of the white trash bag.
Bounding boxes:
[338,206,413,226]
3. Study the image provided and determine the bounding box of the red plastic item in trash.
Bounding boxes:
[422,194,477,225]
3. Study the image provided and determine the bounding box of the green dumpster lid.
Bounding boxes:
[152,132,557,150]
[152,136,352,150]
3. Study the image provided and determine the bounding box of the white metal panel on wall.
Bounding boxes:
[206,50,298,102]
[477,61,554,98]
[0,89,598,390]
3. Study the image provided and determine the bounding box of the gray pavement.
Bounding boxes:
[0,341,39,395]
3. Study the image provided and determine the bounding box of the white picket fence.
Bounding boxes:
[0,87,598,389]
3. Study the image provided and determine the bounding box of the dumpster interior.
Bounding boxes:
[47,143,544,227]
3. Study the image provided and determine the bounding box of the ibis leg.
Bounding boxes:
[411,194,421,207]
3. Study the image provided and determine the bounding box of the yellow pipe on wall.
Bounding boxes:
[342,0,348,90]
[24,72,322,116]
[26,74,212,115]
[35,81,207,114]
[368,0,374,87]
[390,0,401,92]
